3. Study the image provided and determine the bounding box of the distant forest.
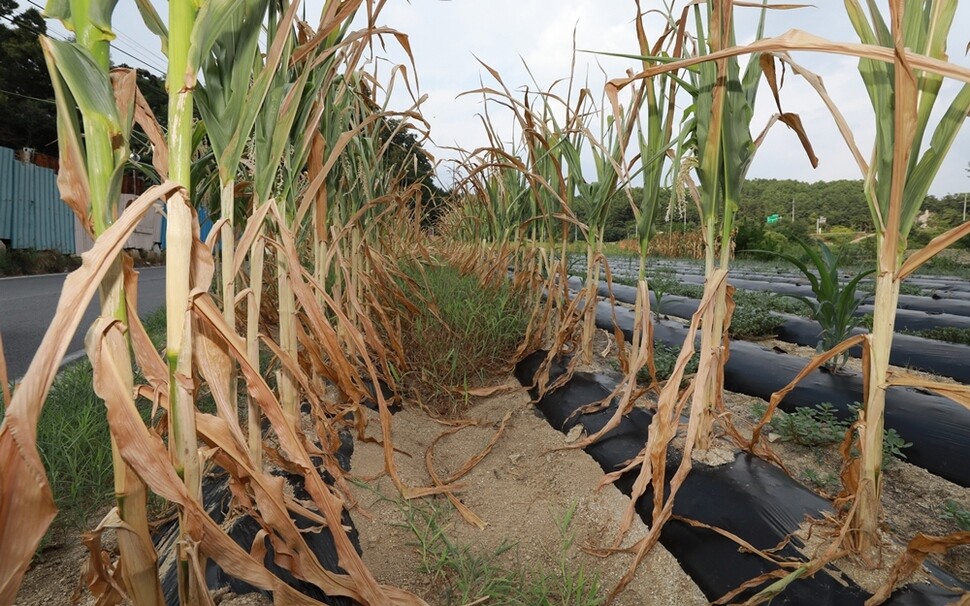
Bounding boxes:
[581,178,970,244]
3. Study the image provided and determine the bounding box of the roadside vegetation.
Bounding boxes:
[0,307,166,544]
[0,247,164,276]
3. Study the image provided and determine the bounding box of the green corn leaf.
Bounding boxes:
[88,0,120,43]
[187,0,248,78]
[42,39,121,135]
[196,0,270,182]
[134,0,168,54]
[39,38,90,222]
[43,0,72,28]
[900,83,970,241]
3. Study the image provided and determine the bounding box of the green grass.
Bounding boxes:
[0,306,168,538]
[396,263,531,416]
[905,326,970,346]
[33,361,115,529]
[383,489,604,606]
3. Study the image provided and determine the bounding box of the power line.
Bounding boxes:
[0,87,56,105]
[11,1,167,76]
[23,0,168,69]
[0,10,69,42]
[113,29,168,68]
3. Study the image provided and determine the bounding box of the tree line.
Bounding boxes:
[577,178,970,244]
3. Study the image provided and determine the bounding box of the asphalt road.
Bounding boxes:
[0,266,166,379]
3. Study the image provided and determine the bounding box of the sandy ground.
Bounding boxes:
[348,381,706,606]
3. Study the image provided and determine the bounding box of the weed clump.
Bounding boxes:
[394,263,530,416]
[907,326,970,346]
[391,495,603,606]
[637,343,699,386]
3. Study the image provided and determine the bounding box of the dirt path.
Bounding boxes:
[348,382,706,605]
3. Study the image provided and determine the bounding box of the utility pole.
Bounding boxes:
[791,198,795,222]
[963,192,967,222]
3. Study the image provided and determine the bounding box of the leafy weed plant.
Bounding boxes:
[728,304,783,340]
[801,468,840,493]
[751,401,911,467]
[636,343,699,387]
[942,501,970,532]
[771,402,847,447]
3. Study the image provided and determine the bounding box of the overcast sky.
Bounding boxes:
[30,0,970,197]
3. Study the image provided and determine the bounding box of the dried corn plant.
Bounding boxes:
[616,0,970,558]
[441,0,970,602]
[35,0,167,596]
[597,0,970,600]
[0,0,443,603]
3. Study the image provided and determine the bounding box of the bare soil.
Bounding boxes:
[348,380,706,605]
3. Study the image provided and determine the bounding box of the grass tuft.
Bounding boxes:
[395,263,530,416]
[0,306,167,540]
[386,491,604,606]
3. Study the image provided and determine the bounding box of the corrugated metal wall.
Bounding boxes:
[0,146,75,253]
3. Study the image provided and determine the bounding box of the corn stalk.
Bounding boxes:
[39,0,164,599]
[609,0,817,450]
[195,0,271,432]
[609,0,681,386]
[841,0,970,552]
